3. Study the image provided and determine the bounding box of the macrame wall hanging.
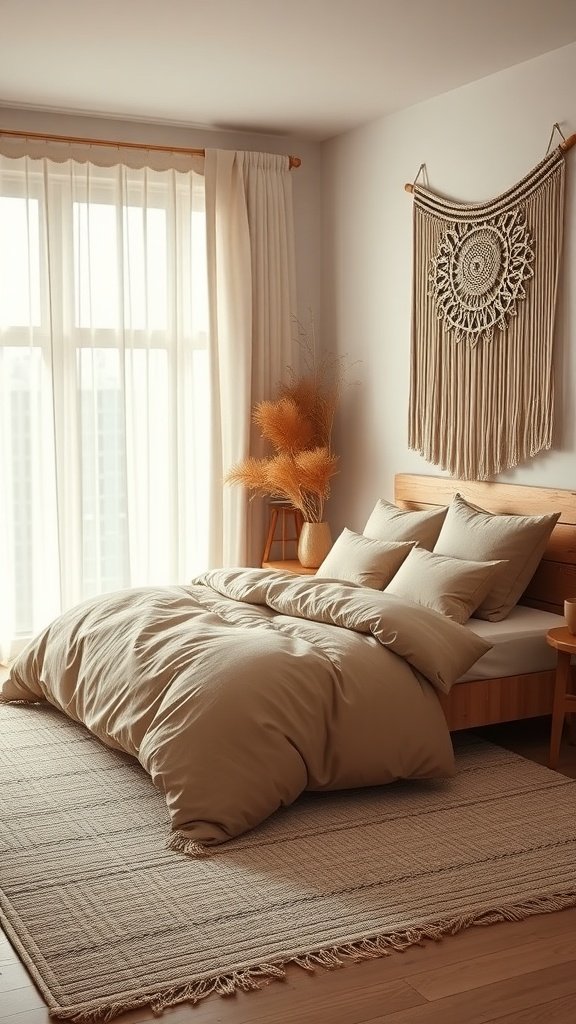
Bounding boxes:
[407,126,574,481]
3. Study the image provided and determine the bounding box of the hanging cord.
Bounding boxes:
[412,163,428,187]
[403,126,575,193]
[545,123,566,154]
[404,163,428,194]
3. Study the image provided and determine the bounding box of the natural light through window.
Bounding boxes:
[0,158,210,658]
[0,197,41,327]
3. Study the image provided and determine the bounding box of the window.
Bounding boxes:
[0,157,210,657]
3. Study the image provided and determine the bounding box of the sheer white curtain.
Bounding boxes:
[204,150,296,567]
[0,146,297,660]
[0,154,210,660]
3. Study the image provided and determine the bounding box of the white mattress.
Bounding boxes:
[459,605,565,682]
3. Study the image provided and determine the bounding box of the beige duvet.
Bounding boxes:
[2,569,490,852]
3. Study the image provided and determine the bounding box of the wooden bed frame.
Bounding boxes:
[394,474,576,731]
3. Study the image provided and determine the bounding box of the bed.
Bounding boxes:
[394,473,576,730]
[2,472,573,852]
[1,566,491,853]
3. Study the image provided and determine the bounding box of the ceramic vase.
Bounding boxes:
[298,521,332,569]
[564,597,576,635]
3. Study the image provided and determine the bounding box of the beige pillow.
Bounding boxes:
[363,498,448,551]
[383,547,506,624]
[315,528,414,589]
[433,493,560,621]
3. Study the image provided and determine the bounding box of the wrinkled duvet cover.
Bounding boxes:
[2,569,491,852]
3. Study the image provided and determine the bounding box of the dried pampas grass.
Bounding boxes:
[225,316,351,523]
[253,398,314,454]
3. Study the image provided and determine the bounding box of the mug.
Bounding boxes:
[564,597,576,635]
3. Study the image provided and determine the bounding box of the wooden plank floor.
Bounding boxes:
[1,717,575,1024]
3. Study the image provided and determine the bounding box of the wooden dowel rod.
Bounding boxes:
[560,132,576,153]
[0,128,301,169]
[403,132,575,193]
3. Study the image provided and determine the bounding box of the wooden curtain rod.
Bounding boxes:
[0,128,302,169]
[403,132,576,193]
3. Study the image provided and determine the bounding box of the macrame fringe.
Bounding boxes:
[49,889,576,1022]
[409,151,565,480]
[166,830,211,858]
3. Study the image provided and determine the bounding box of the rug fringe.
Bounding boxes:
[49,889,576,1022]
[166,830,211,857]
[0,697,43,705]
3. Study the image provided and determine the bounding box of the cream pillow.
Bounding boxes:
[363,499,448,551]
[433,493,560,621]
[383,547,506,624]
[315,528,414,589]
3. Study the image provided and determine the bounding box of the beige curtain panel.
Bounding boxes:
[408,147,566,480]
[204,149,296,567]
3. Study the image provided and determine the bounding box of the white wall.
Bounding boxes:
[0,105,323,329]
[322,42,576,535]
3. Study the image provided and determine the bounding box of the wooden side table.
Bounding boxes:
[262,559,316,576]
[261,503,303,563]
[546,626,576,769]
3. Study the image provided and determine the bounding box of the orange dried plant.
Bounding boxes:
[225,316,349,523]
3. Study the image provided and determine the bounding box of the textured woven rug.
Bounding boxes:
[1,704,576,1023]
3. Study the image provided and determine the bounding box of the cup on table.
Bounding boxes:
[564,597,576,634]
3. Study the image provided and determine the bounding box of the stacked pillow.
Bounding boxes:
[315,528,414,590]
[316,492,559,625]
[384,546,506,625]
[432,493,559,621]
[363,498,447,550]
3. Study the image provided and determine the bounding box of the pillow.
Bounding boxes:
[315,528,414,589]
[363,498,448,551]
[433,493,560,621]
[383,547,506,624]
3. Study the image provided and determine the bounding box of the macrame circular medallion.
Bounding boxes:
[429,210,534,346]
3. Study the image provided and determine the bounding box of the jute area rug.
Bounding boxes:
[1,704,576,1023]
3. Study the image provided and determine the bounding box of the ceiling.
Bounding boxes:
[2,0,576,141]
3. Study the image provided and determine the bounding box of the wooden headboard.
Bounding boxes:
[394,474,576,616]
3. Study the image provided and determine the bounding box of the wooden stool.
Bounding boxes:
[262,503,303,563]
[546,626,576,769]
